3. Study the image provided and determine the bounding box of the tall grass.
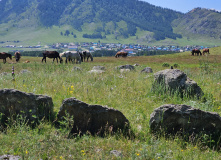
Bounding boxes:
[0,53,220,159]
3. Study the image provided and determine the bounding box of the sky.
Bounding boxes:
[142,0,221,13]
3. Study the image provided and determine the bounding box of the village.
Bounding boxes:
[1,41,213,56]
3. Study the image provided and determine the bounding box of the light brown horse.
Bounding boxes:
[0,52,12,63]
[115,52,128,58]
[202,48,210,55]
[14,51,21,62]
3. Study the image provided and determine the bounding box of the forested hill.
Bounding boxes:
[0,0,183,40]
[172,8,221,39]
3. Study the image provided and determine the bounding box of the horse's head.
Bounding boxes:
[8,54,12,60]
[60,57,63,63]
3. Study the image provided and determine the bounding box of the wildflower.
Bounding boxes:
[71,85,74,90]
[26,150,28,154]
[70,91,73,94]
[81,150,85,153]
[23,84,26,87]
[181,150,183,152]
[136,153,140,156]
[60,156,63,159]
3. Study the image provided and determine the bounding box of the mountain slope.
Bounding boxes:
[172,8,221,39]
[0,0,183,41]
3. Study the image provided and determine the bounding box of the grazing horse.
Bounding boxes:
[14,51,21,62]
[42,51,61,63]
[81,51,93,62]
[60,51,83,64]
[191,49,202,56]
[203,48,210,55]
[0,52,12,63]
[115,51,128,58]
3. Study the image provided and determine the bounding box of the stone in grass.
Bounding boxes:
[0,89,54,127]
[57,97,130,137]
[110,150,122,157]
[115,65,135,71]
[149,104,221,141]
[153,69,203,98]
[0,155,21,160]
[141,67,153,73]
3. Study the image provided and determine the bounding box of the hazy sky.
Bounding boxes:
[142,0,221,13]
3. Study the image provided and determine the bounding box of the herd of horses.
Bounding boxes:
[191,48,210,56]
[0,50,93,64]
[0,48,211,63]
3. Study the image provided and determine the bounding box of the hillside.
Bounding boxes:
[173,8,221,39]
[0,0,182,42]
[0,1,221,46]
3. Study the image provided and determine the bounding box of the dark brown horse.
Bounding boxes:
[203,48,210,55]
[42,51,61,63]
[14,51,21,62]
[191,49,202,56]
[0,52,12,63]
[115,52,128,58]
[81,51,93,62]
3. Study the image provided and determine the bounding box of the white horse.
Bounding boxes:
[60,51,83,64]
[81,50,93,62]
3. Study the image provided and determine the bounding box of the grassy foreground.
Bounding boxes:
[0,48,221,159]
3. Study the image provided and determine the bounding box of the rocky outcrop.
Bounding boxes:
[153,69,203,98]
[57,97,130,136]
[150,104,221,138]
[0,89,54,126]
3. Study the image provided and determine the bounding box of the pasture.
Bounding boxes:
[0,47,221,159]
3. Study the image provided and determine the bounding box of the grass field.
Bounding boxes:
[0,47,221,159]
[1,24,221,47]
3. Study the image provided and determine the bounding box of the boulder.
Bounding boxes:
[115,65,135,71]
[0,89,54,126]
[57,97,130,136]
[150,104,221,138]
[141,67,153,73]
[153,69,203,98]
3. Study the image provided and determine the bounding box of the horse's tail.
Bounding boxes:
[115,54,118,58]
[90,54,93,61]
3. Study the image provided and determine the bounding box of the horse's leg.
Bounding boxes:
[56,57,58,63]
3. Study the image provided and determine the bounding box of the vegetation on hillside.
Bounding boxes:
[173,8,221,39]
[0,0,183,41]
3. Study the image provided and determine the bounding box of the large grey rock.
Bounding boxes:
[115,65,135,71]
[57,97,130,136]
[0,89,53,126]
[150,104,221,137]
[141,67,153,73]
[153,69,203,98]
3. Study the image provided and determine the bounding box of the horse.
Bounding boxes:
[202,48,210,55]
[0,52,12,63]
[60,51,82,64]
[115,51,128,58]
[191,49,202,56]
[14,51,21,62]
[81,51,93,62]
[42,51,61,63]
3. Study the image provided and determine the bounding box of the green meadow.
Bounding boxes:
[0,47,221,159]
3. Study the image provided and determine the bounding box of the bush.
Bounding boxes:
[162,62,170,67]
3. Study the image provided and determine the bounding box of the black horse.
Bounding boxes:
[191,49,202,56]
[42,51,61,63]
[0,52,12,63]
[81,51,93,62]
